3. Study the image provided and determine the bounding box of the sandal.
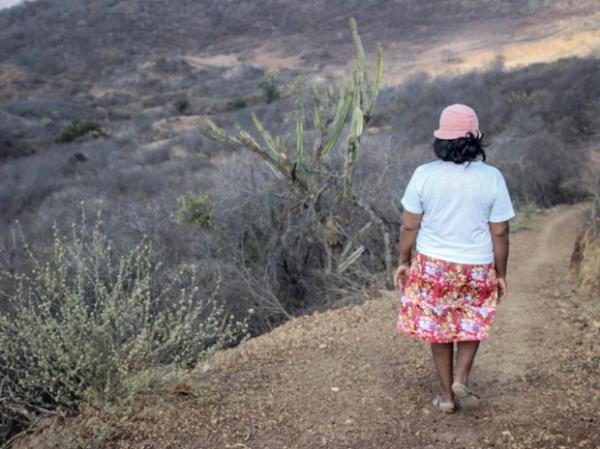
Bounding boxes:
[432,395,456,414]
[452,381,480,401]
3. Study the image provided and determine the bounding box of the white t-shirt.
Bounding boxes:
[401,160,515,264]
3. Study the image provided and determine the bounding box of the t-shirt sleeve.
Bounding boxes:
[489,170,516,222]
[400,168,423,214]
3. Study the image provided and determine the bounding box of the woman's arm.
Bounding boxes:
[399,210,423,265]
[489,220,510,301]
[395,210,423,289]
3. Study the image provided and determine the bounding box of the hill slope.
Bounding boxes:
[1,0,599,85]
[14,203,599,448]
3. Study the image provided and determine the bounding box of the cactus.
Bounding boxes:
[198,18,392,284]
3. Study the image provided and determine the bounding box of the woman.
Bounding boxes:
[395,103,515,413]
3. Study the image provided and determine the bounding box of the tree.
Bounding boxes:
[198,18,393,286]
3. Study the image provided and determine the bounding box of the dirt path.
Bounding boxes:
[14,203,599,449]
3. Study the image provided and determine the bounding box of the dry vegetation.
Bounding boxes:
[570,150,600,295]
[0,0,599,446]
[9,204,599,449]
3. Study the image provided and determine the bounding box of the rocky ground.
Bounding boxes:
[12,204,598,448]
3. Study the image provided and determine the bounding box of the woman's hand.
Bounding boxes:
[497,278,507,303]
[394,263,410,290]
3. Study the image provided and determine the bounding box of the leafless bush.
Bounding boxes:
[381,57,599,206]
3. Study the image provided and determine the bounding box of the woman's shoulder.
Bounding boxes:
[414,160,445,174]
[413,160,506,179]
[478,161,506,178]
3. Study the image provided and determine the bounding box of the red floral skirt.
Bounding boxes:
[396,251,498,343]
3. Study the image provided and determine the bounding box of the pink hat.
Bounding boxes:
[433,104,480,140]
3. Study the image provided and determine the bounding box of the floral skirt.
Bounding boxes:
[396,251,498,343]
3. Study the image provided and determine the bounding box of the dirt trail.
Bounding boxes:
[14,204,599,449]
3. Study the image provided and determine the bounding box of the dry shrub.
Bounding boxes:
[0,209,250,441]
[569,148,600,294]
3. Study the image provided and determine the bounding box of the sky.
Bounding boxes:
[0,0,29,9]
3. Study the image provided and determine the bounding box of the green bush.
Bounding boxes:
[172,191,215,230]
[225,98,248,111]
[258,69,281,103]
[174,98,190,114]
[0,210,250,437]
[55,119,107,143]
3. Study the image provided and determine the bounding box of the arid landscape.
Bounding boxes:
[12,203,599,449]
[1,0,599,447]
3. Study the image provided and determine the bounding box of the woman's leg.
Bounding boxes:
[430,342,454,403]
[455,340,480,385]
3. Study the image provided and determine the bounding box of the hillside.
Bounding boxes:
[1,0,599,160]
[1,0,599,85]
[13,203,598,448]
[1,0,598,221]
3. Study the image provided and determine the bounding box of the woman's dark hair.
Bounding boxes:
[433,131,487,164]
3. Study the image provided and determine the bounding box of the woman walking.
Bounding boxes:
[395,104,515,413]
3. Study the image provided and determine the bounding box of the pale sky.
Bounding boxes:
[0,0,29,9]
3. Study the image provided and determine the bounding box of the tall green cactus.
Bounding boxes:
[198,18,392,284]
